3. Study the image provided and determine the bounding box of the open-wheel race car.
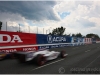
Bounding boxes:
[13,49,68,66]
[0,51,7,61]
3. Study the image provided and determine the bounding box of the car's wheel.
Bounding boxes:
[0,56,4,61]
[18,54,25,63]
[60,50,66,58]
[10,53,16,59]
[34,54,46,66]
[0,54,6,61]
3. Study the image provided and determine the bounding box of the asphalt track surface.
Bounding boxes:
[0,43,100,74]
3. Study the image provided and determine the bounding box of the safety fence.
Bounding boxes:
[0,31,97,53]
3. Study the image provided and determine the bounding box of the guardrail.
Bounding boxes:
[0,31,97,53]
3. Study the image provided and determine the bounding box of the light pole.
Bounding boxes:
[19,24,20,32]
[6,22,7,31]
[49,27,52,33]
[28,26,30,33]
[43,28,44,34]
[37,27,38,34]
[46,30,47,34]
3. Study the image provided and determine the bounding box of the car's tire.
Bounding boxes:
[0,54,6,61]
[34,54,46,66]
[18,54,25,63]
[60,50,66,58]
[10,53,16,59]
[0,56,5,61]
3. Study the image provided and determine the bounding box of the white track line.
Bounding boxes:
[31,59,64,71]
[84,55,100,68]
[85,50,91,52]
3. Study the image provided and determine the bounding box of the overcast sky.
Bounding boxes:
[0,1,100,36]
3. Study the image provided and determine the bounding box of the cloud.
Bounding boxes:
[0,1,59,21]
[76,18,96,28]
[0,1,100,37]
[53,1,100,36]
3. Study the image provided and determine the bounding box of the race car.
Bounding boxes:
[0,51,7,61]
[14,49,68,66]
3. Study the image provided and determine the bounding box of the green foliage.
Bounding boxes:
[72,33,82,37]
[72,34,75,37]
[86,33,99,39]
[76,33,82,37]
[0,21,2,30]
[17,31,22,32]
[48,26,100,39]
[51,26,66,36]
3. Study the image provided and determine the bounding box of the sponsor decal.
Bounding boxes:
[1,49,17,53]
[39,46,49,49]
[60,44,66,47]
[78,38,83,42]
[0,34,23,43]
[73,38,78,43]
[51,45,59,48]
[0,47,37,53]
[47,35,52,43]
[23,47,36,51]
[27,52,33,58]
[47,35,66,43]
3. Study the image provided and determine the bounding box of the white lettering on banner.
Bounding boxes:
[23,47,36,51]
[0,34,23,43]
[1,49,17,53]
[11,35,23,43]
[0,47,36,53]
[39,46,49,49]
[0,34,11,43]
[47,35,66,43]
[51,45,59,48]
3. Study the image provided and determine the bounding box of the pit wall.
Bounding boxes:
[0,31,97,53]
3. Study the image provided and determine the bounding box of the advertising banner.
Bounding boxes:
[37,34,72,50]
[38,44,71,50]
[0,31,37,46]
[0,31,94,53]
[0,31,37,53]
[71,37,84,46]
[0,46,38,53]
[92,38,96,43]
[77,37,84,45]
[84,38,92,44]
[37,34,71,44]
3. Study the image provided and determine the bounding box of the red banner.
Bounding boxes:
[0,31,38,53]
[0,46,38,53]
[84,38,92,44]
[0,31,37,46]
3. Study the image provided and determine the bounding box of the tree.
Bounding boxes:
[72,34,75,37]
[51,26,66,36]
[0,21,2,30]
[86,33,99,39]
[76,33,82,37]
[17,31,22,32]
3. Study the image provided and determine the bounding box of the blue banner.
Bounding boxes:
[36,34,72,50]
[92,38,96,43]
[36,34,71,44]
[36,34,86,50]
[71,37,84,46]
[38,44,72,50]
